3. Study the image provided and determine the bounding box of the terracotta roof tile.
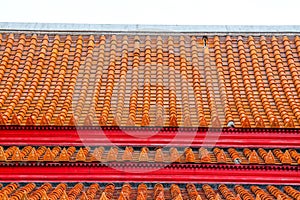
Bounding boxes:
[0,182,298,199]
[0,33,300,127]
[258,148,275,164]
[225,36,248,128]
[213,36,234,125]
[114,36,129,126]
[155,36,165,126]
[168,36,178,127]
[1,145,300,165]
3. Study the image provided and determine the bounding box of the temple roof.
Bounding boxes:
[1,24,300,193]
[0,31,300,128]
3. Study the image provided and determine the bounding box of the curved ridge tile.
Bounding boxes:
[126,36,140,126]
[141,36,151,126]
[237,37,265,128]
[0,34,14,84]
[203,45,219,127]
[28,183,52,200]
[0,34,26,124]
[17,35,49,125]
[295,35,300,54]
[273,149,292,164]
[29,35,60,125]
[260,36,294,128]
[219,184,236,200]
[271,36,300,126]
[59,36,84,125]
[0,34,3,72]
[225,36,249,127]
[113,36,129,126]
[251,186,273,200]
[9,183,35,200]
[44,35,71,125]
[283,36,300,99]
[283,186,300,199]
[257,148,275,164]
[203,184,217,200]
[248,36,279,128]
[154,183,164,200]
[73,35,95,125]
[99,35,117,126]
[4,35,37,125]
[191,36,207,127]
[186,184,201,200]
[235,185,254,200]
[267,185,290,200]
[214,36,234,126]
[167,36,178,127]
[179,36,192,126]
[86,35,107,125]
[154,36,165,126]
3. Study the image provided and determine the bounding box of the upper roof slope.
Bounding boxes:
[0,24,300,128]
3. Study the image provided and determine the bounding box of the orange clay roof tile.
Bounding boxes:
[0,146,5,161]
[257,148,275,164]
[27,147,38,161]
[2,182,300,199]
[0,33,300,127]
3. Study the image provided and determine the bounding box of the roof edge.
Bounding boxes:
[0,22,300,34]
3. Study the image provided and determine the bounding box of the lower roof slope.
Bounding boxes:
[0,32,300,128]
[1,145,300,184]
[0,182,299,200]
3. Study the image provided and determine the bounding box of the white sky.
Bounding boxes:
[0,0,299,25]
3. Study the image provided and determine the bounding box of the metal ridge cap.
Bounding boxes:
[0,22,300,33]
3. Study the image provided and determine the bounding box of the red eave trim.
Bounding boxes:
[0,163,299,184]
[0,126,299,148]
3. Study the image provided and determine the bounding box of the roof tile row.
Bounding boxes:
[0,182,299,200]
[0,145,299,165]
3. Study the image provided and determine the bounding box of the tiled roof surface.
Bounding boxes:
[1,145,299,165]
[0,182,299,200]
[0,33,300,128]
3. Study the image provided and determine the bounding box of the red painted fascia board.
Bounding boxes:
[0,163,299,184]
[0,126,299,148]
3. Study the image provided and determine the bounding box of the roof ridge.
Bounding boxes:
[0,23,300,33]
